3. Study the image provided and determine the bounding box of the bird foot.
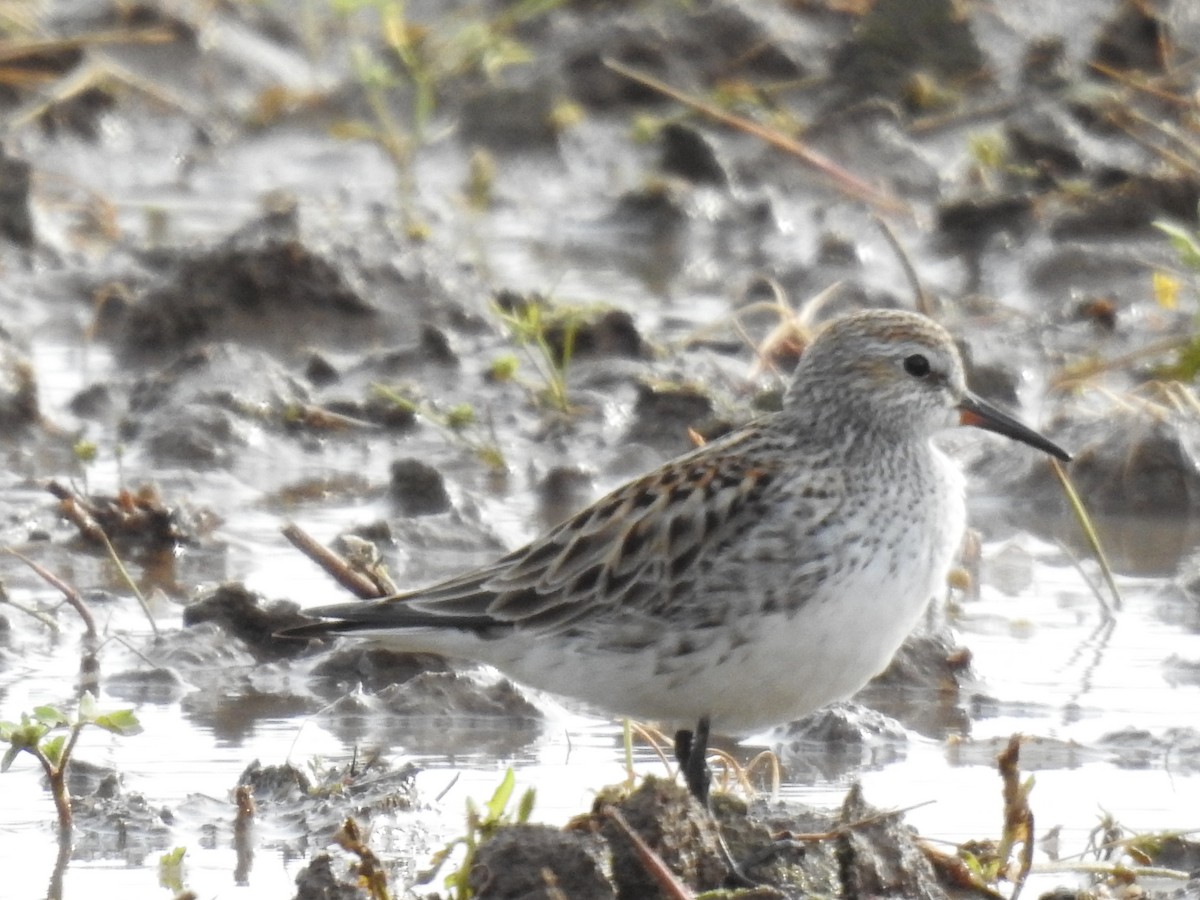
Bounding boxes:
[674,717,759,888]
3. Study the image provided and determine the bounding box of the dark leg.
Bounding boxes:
[674,715,712,806]
[674,716,757,888]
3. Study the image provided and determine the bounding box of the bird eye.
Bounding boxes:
[903,354,931,378]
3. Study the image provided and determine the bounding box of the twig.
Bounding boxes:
[602,805,696,900]
[4,546,97,638]
[908,97,1020,134]
[109,633,161,668]
[1163,380,1200,416]
[1107,111,1200,178]
[1032,860,1190,880]
[1121,106,1200,170]
[233,784,256,884]
[288,403,380,431]
[7,53,204,132]
[997,735,1034,900]
[281,523,386,599]
[0,594,60,632]
[333,817,392,900]
[47,482,108,544]
[1087,60,1194,107]
[0,27,179,65]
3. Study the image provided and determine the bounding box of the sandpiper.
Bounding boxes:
[288,309,1069,801]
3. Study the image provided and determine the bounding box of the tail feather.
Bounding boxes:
[276,598,502,641]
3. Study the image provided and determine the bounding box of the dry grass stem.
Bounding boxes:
[603,58,908,215]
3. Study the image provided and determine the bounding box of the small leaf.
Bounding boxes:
[445,403,475,430]
[414,837,462,886]
[158,846,187,892]
[32,706,69,727]
[7,720,50,750]
[160,846,187,866]
[475,444,508,472]
[1158,335,1200,382]
[516,787,536,824]
[93,709,143,738]
[464,797,480,831]
[488,354,519,381]
[76,691,98,724]
[1153,220,1200,270]
[2,745,20,772]
[484,768,515,824]
[41,735,66,767]
[961,850,983,878]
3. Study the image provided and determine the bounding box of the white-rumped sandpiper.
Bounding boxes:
[289,308,1070,801]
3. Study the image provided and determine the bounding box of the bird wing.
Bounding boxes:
[297,428,790,638]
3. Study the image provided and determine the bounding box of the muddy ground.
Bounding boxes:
[3,0,1200,898]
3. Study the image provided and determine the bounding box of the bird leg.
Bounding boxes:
[674,715,712,806]
[674,716,759,888]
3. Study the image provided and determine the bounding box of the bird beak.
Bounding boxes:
[958,392,1071,462]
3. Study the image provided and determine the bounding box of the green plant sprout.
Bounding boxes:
[416,768,536,899]
[1153,214,1200,380]
[72,439,97,494]
[1,692,142,841]
[332,0,563,237]
[951,735,1034,899]
[966,130,1009,172]
[1155,218,1200,271]
[491,295,585,413]
[157,847,187,893]
[371,384,507,471]
[463,146,496,211]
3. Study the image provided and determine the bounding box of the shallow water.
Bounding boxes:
[3,569,1199,899]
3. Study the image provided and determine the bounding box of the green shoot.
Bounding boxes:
[332,0,564,236]
[73,439,97,494]
[1152,215,1200,380]
[1,693,142,841]
[416,768,536,899]
[371,384,507,472]
[491,295,584,413]
[1154,219,1200,271]
[157,847,187,893]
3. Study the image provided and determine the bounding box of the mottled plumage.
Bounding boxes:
[292,309,1069,736]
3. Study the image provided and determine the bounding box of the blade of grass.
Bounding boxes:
[603,57,909,216]
[98,531,159,636]
[1050,458,1121,616]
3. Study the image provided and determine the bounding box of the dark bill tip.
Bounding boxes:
[958,393,1071,462]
